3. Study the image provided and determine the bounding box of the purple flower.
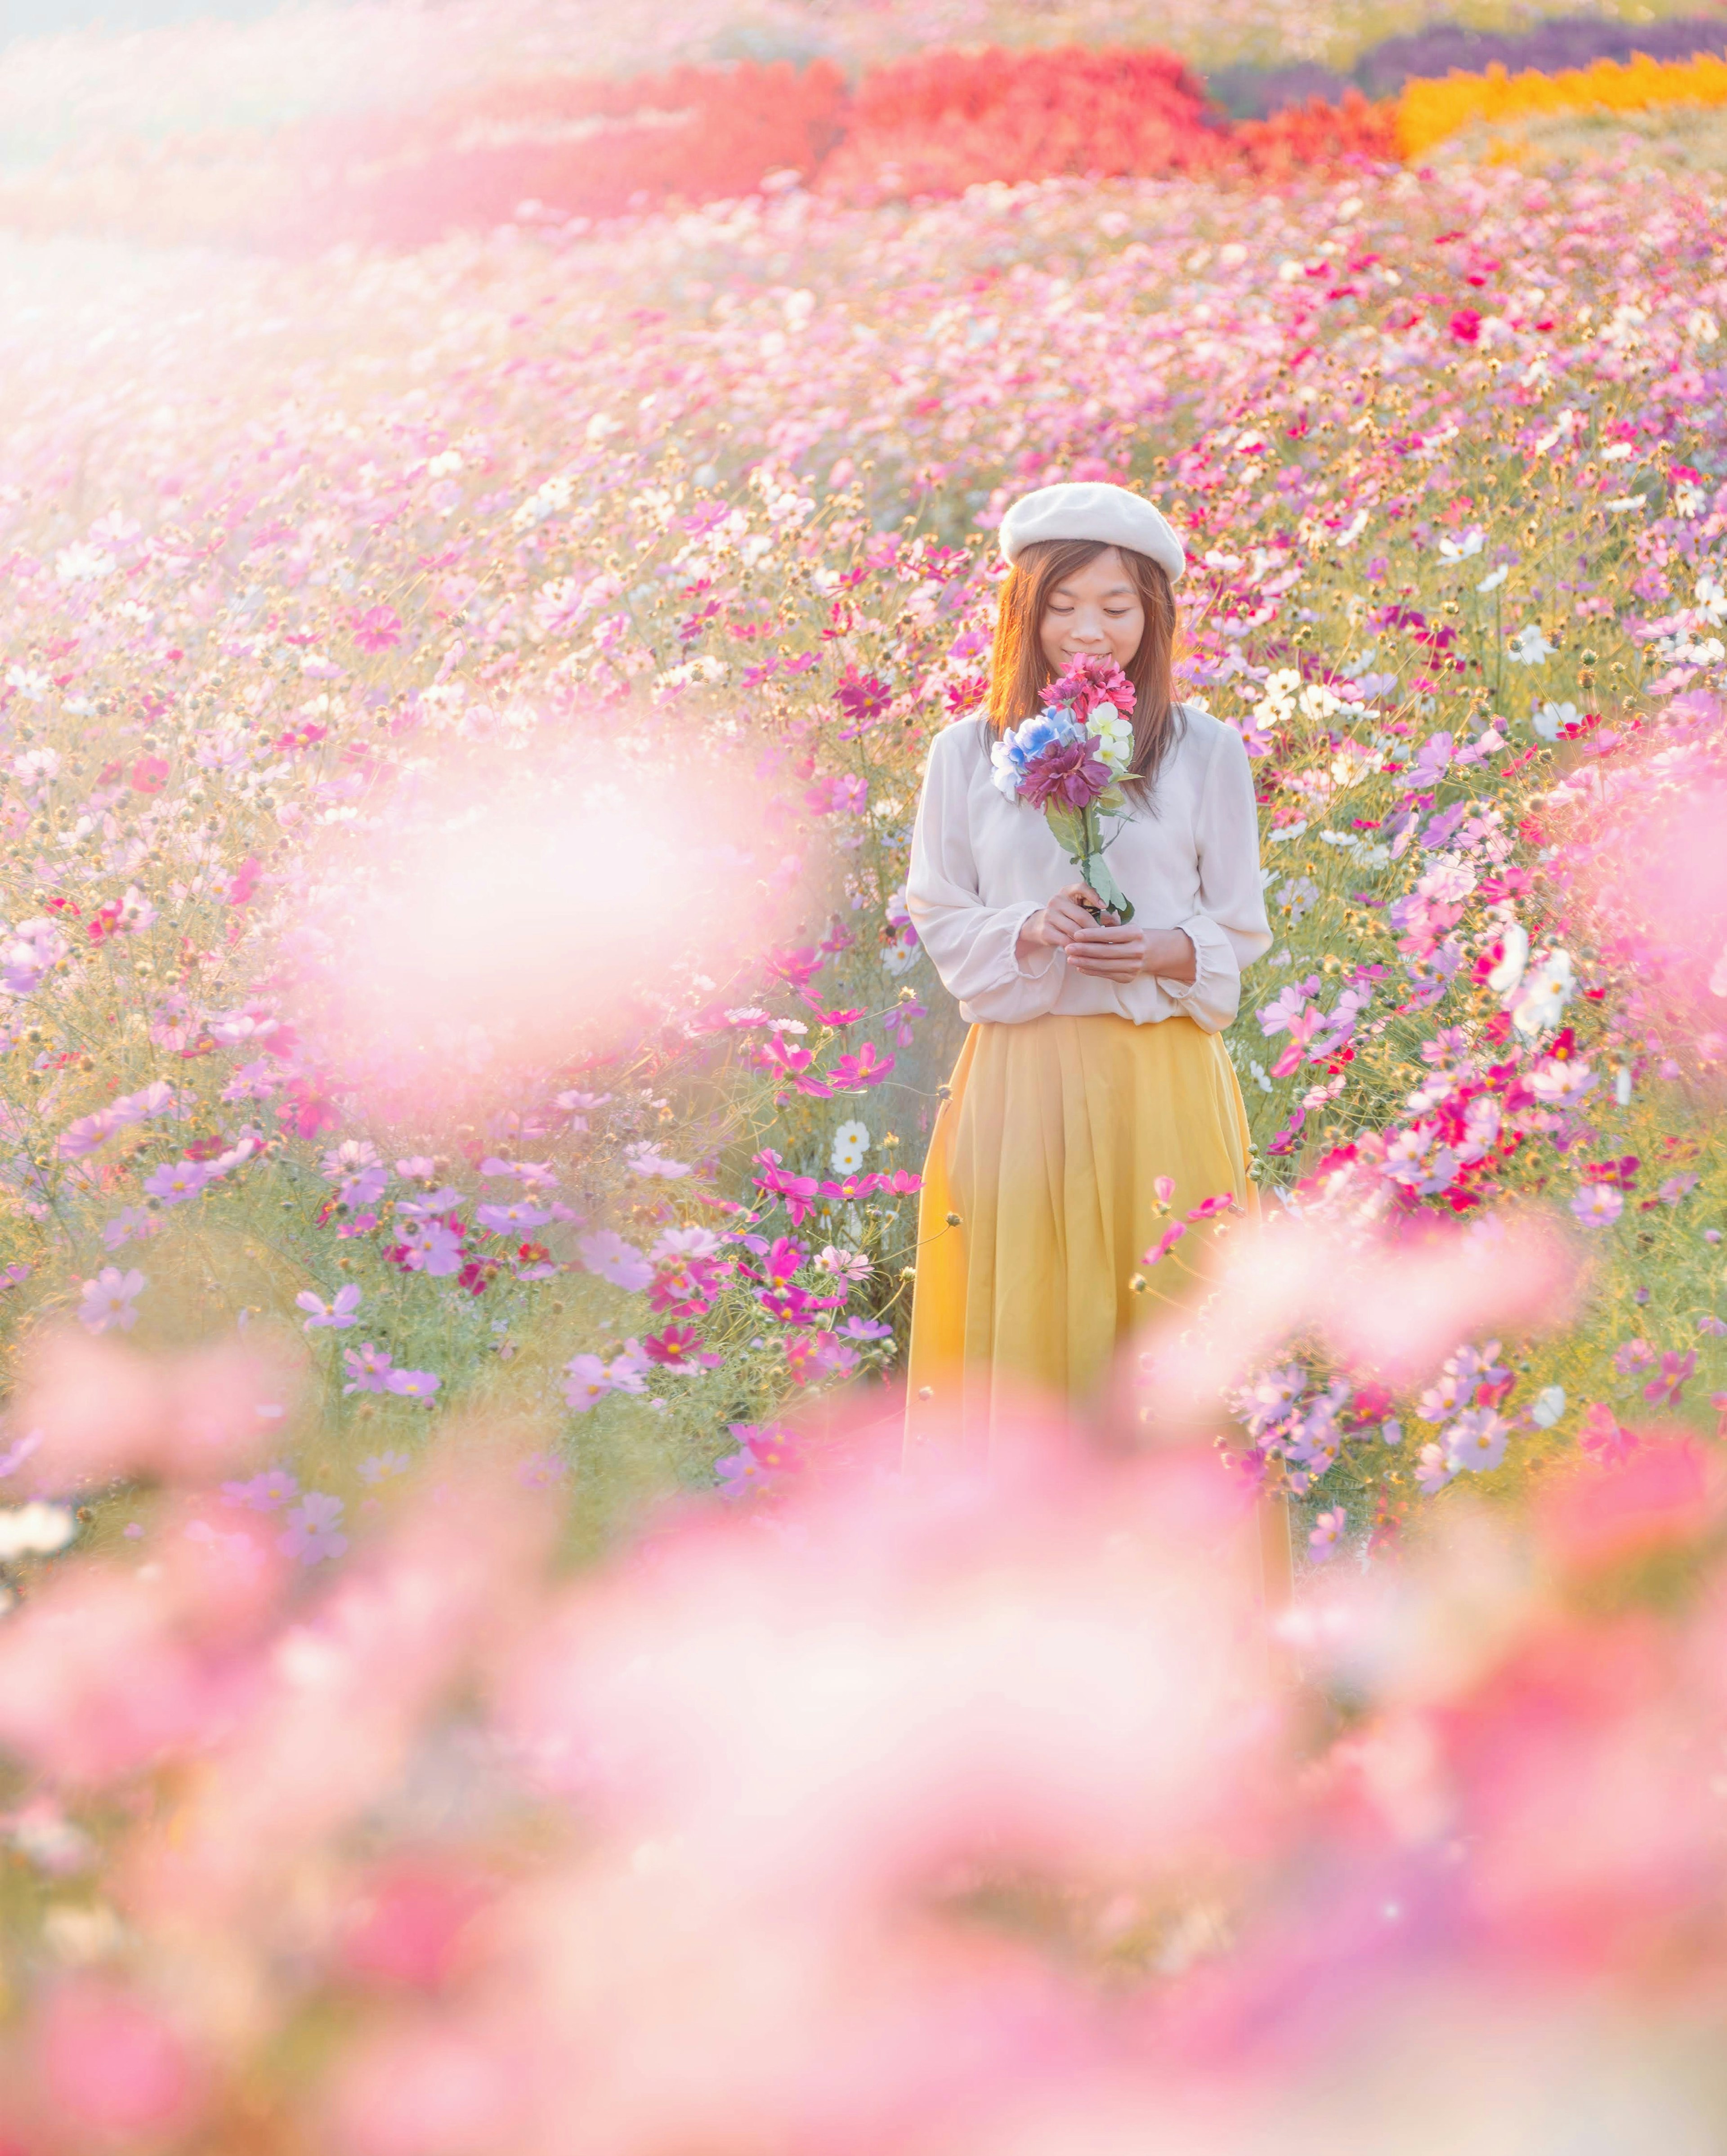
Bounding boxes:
[297,1283,362,1331]
[397,1220,465,1276]
[278,1491,348,1566]
[336,1165,389,1210]
[222,1468,299,1512]
[342,1342,395,1395]
[1307,1507,1347,1562]
[78,1266,144,1334]
[102,1206,161,1252]
[1571,1185,1624,1228]
[837,1315,894,1340]
[577,1230,653,1292]
[143,1160,206,1205]
[475,1201,554,1232]
[562,1353,613,1411]
[385,1368,441,1402]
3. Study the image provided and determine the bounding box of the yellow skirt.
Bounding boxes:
[904,1012,1259,1464]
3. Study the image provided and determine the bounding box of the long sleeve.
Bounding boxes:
[1154,721,1272,1034]
[906,724,1065,1024]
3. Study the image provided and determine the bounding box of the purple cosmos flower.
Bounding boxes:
[1571,1185,1624,1228]
[1307,1507,1347,1562]
[336,1165,389,1210]
[78,1266,144,1334]
[385,1369,441,1402]
[297,1283,362,1331]
[143,1160,206,1205]
[475,1201,554,1232]
[222,1467,299,1512]
[342,1343,395,1395]
[562,1353,613,1411]
[397,1220,465,1276]
[102,1206,161,1251]
[577,1231,653,1292]
[279,1491,348,1566]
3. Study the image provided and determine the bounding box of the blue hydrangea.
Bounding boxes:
[989,706,1083,800]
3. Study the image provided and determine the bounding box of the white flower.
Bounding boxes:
[831,1119,870,1175]
[1476,564,1508,594]
[0,1502,76,1560]
[1511,948,1575,1037]
[1695,574,1727,625]
[1485,922,1529,998]
[1091,704,1135,775]
[1533,701,1577,741]
[1529,1385,1566,1429]
[1506,623,1554,665]
[54,542,116,584]
[1605,495,1646,515]
[1439,529,1484,562]
[1615,1066,1633,1108]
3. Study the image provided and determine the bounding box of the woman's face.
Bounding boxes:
[1038,547,1144,675]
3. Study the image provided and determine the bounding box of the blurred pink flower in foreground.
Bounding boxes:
[15,1332,305,1488]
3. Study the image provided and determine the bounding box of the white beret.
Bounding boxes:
[998,480,1186,584]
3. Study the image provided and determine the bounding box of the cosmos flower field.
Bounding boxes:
[1,16,1727,2143]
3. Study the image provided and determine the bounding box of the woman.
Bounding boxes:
[904,480,1272,1461]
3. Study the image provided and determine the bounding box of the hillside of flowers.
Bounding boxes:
[1,141,1724,1543]
[2,2,1727,2129]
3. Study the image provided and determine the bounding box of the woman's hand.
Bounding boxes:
[1018,885,1197,982]
[1016,882,1107,963]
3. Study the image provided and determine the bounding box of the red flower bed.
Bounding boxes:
[1232,90,1399,180]
[0,45,1397,253]
[267,59,852,250]
[819,44,1233,203]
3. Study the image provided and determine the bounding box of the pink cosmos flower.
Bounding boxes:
[643,1326,717,1371]
[1643,1352,1696,1409]
[350,605,403,652]
[279,1491,347,1565]
[78,1268,144,1334]
[1307,1507,1347,1562]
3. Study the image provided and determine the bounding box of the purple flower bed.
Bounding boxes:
[1353,12,1727,101]
[1206,11,1727,120]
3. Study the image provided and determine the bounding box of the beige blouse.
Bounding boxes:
[905,704,1271,1033]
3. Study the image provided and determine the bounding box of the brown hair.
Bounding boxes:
[984,538,1182,802]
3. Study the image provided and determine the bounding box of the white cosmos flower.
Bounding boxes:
[1506,623,1554,664]
[1533,701,1577,741]
[1486,923,1529,998]
[831,1119,870,1175]
[1476,564,1508,594]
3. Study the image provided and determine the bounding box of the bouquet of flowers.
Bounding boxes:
[989,656,1139,922]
